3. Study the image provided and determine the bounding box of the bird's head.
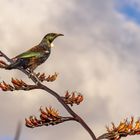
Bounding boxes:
[43,33,64,44]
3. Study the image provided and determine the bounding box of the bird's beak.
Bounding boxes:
[50,33,64,48]
[56,33,64,37]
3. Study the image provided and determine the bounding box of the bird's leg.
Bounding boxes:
[26,68,40,84]
[26,68,33,78]
[26,69,37,79]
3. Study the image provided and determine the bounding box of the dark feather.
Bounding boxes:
[7,58,29,69]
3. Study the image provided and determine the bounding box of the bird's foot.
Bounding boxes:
[28,72,33,78]
[27,70,41,85]
[26,69,34,78]
[35,80,40,85]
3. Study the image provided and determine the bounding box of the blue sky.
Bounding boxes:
[117,2,140,24]
[0,136,11,140]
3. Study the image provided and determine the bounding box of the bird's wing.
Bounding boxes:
[19,52,41,58]
[15,51,47,59]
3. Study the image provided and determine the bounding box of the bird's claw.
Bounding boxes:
[27,71,41,85]
[35,80,40,85]
[28,73,33,78]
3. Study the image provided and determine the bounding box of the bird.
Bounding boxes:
[6,33,64,73]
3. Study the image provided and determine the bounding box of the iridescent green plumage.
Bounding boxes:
[17,51,42,58]
[7,33,63,72]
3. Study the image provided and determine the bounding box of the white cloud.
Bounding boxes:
[0,0,140,140]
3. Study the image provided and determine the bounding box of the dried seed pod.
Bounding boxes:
[25,118,34,128]
[35,72,58,82]
[0,78,39,92]
[62,91,84,106]
[25,107,65,128]
[101,117,140,139]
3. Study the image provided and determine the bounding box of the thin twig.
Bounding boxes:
[14,122,21,140]
[0,50,97,140]
[39,83,97,140]
[26,116,75,128]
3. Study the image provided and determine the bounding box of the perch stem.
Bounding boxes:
[0,50,97,140]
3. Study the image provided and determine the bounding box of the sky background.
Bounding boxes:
[0,0,140,140]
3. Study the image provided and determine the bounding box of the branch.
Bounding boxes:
[0,78,39,91]
[0,50,97,140]
[26,116,75,128]
[0,80,84,106]
[14,122,21,140]
[25,106,75,128]
[38,83,97,140]
[97,117,140,140]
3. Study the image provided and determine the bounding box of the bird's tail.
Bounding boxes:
[0,60,8,69]
[6,60,21,69]
[6,64,14,69]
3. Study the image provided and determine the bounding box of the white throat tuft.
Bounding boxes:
[50,43,54,48]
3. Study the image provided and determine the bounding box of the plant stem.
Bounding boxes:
[14,122,21,140]
[0,50,97,140]
[39,83,97,140]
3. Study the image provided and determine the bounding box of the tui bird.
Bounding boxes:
[6,33,63,73]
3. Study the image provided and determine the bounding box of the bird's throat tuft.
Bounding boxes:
[50,43,54,48]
